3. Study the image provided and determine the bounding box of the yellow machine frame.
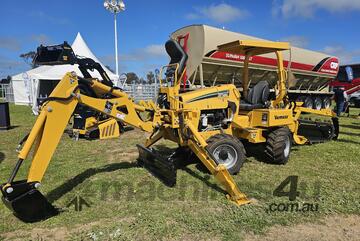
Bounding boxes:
[72,116,121,140]
[1,40,338,222]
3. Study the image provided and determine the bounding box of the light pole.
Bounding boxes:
[104,0,125,76]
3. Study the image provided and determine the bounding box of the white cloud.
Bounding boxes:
[185,13,200,20]
[323,45,360,64]
[186,3,249,23]
[29,11,70,25]
[143,45,166,57]
[0,37,21,51]
[281,36,309,48]
[30,34,52,45]
[0,55,28,77]
[121,44,166,61]
[273,0,360,18]
[100,44,167,74]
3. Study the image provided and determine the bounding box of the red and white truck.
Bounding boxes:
[330,64,360,107]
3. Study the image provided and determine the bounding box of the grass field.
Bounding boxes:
[0,104,359,240]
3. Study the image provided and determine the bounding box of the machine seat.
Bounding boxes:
[240,81,270,111]
[165,39,188,78]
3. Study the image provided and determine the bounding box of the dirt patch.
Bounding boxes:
[1,215,359,241]
[245,215,360,241]
[108,151,139,162]
[1,226,69,241]
[0,217,136,241]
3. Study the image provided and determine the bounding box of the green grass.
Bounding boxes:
[0,104,359,240]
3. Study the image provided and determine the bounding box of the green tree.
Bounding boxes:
[139,77,146,84]
[19,51,37,68]
[126,72,139,84]
[146,71,155,84]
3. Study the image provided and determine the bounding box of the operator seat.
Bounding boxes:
[240,81,270,111]
[165,39,188,79]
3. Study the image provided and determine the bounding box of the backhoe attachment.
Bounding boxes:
[1,72,79,221]
[1,66,159,221]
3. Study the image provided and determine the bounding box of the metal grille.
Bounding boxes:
[1,82,160,105]
[123,84,159,102]
[0,83,14,103]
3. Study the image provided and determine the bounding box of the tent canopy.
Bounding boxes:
[12,33,118,106]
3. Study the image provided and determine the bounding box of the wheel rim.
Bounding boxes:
[284,135,291,158]
[314,99,322,110]
[212,144,238,169]
[323,98,330,109]
[304,98,312,108]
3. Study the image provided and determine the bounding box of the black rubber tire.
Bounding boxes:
[322,97,331,109]
[264,127,292,165]
[354,99,360,108]
[303,96,313,109]
[296,96,305,103]
[206,134,246,175]
[313,97,322,110]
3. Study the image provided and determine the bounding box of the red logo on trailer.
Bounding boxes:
[319,58,339,75]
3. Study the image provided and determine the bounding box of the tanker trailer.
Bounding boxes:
[171,25,339,110]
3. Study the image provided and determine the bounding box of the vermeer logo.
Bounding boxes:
[274,115,288,120]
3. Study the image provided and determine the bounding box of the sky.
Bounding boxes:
[0,0,360,79]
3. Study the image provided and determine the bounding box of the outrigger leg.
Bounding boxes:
[137,120,250,206]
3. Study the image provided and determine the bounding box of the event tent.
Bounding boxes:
[11,33,118,113]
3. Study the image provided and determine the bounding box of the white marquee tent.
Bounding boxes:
[11,33,118,113]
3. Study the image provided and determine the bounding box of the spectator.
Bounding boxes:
[334,87,346,117]
[344,91,350,117]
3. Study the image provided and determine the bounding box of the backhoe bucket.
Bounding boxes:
[298,117,339,144]
[1,180,58,222]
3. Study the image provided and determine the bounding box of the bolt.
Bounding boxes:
[71,71,77,78]
[47,107,53,112]
[6,187,13,194]
[34,183,41,189]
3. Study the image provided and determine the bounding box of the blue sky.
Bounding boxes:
[0,0,360,79]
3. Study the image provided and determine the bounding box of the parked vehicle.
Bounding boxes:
[171,25,340,110]
[330,64,360,107]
